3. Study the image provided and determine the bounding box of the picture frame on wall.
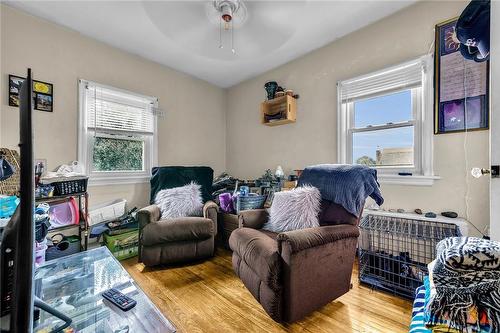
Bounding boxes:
[8,75,24,107]
[434,18,489,134]
[35,93,53,112]
[8,74,54,112]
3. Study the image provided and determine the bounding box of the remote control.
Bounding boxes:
[102,288,137,311]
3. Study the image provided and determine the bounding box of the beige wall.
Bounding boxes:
[226,1,490,235]
[0,5,226,209]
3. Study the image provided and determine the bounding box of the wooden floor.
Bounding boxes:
[122,248,412,333]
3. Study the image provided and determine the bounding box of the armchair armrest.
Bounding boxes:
[238,209,269,229]
[137,204,161,230]
[137,204,161,263]
[203,200,219,235]
[229,227,281,290]
[277,224,359,254]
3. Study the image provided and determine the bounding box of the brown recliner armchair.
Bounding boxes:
[229,201,362,323]
[138,201,218,266]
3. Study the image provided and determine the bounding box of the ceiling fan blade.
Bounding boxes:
[140,0,308,60]
[245,1,307,21]
[142,1,211,38]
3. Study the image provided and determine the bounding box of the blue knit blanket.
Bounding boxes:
[297,164,383,217]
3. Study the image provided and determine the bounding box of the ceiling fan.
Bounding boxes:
[141,1,305,61]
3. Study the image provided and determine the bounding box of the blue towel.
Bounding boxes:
[297,164,384,217]
[410,285,431,333]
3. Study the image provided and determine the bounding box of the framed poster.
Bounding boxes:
[8,75,53,112]
[434,18,489,134]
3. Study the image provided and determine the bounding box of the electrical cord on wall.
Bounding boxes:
[463,56,471,224]
[462,54,487,237]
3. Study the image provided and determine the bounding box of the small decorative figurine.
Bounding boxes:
[275,166,284,179]
[441,211,458,218]
[264,81,278,100]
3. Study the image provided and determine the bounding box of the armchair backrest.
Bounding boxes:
[150,166,214,204]
[318,200,363,226]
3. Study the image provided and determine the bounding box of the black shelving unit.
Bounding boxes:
[36,192,89,251]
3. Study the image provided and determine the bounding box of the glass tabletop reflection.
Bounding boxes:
[34,246,175,333]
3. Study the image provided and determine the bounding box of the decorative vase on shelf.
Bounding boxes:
[275,165,285,179]
[264,81,278,100]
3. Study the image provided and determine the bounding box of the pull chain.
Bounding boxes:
[231,20,235,54]
[219,19,223,49]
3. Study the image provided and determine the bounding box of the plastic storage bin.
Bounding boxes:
[89,199,127,226]
[48,197,80,229]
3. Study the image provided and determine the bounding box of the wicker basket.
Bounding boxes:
[236,194,266,213]
[0,148,20,196]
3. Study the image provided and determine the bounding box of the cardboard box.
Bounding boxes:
[104,229,138,260]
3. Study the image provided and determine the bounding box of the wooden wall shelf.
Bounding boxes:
[261,95,296,126]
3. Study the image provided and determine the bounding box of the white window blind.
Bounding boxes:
[85,84,155,135]
[338,58,424,102]
[78,79,158,186]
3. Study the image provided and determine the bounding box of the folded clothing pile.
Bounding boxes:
[409,277,490,333]
[41,161,86,180]
[421,237,500,332]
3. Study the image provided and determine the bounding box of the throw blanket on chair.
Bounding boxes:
[297,164,383,217]
[428,237,500,332]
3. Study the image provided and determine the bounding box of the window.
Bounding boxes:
[78,80,158,185]
[352,90,417,169]
[337,56,438,185]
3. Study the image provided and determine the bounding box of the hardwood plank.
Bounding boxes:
[122,248,412,333]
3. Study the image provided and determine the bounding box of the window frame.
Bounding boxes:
[78,79,158,186]
[337,56,439,186]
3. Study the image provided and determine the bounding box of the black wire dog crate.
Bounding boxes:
[358,213,461,299]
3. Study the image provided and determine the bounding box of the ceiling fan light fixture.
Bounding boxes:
[212,0,243,54]
[214,0,239,18]
[221,5,233,23]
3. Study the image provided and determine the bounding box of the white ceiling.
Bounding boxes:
[5,1,416,88]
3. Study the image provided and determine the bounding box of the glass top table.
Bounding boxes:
[33,246,176,333]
